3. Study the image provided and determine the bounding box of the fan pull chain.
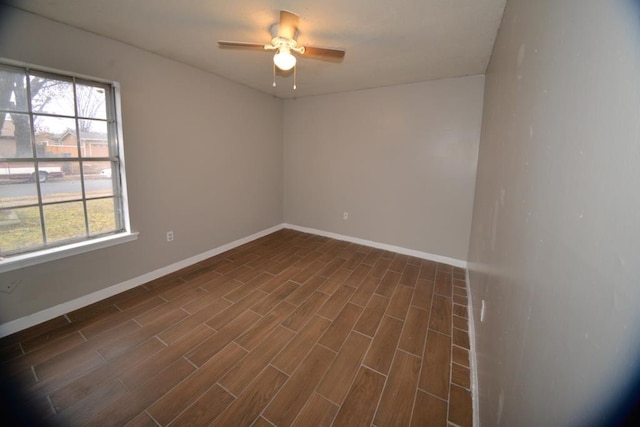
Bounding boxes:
[293,66,297,90]
[272,63,277,87]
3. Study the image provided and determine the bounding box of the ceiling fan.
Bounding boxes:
[218,10,346,90]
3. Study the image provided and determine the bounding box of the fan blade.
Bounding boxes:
[279,10,299,39]
[302,46,346,58]
[218,41,267,50]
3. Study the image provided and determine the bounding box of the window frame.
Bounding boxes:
[0,59,136,273]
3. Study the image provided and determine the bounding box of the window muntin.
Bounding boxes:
[0,62,126,258]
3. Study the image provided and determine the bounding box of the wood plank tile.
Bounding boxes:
[215,365,288,426]
[119,324,214,391]
[373,350,421,427]
[349,275,380,307]
[386,284,414,320]
[399,306,430,356]
[187,310,260,367]
[343,264,371,287]
[133,288,203,326]
[363,315,403,375]
[235,301,296,350]
[434,271,453,297]
[316,332,371,405]
[183,279,242,312]
[453,303,468,319]
[399,263,419,287]
[451,361,471,389]
[353,295,389,337]
[370,257,392,278]
[317,268,351,295]
[98,308,189,361]
[429,295,452,336]
[419,260,437,281]
[124,411,159,427]
[273,315,331,374]
[220,326,294,395]
[51,377,127,426]
[292,393,339,427]
[436,263,452,274]
[281,291,329,332]
[453,327,470,349]
[342,251,366,270]
[224,273,273,302]
[258,266,301,293]
[411,278,434,310]
[411,390,447,427]
[5,332,85,376]
[252,416,275,427]
[206,289,267,331]
[375,270,401,298]
[316,285,356,320]
[453,293,468,306]
[389,253,408,273]
[318,256,346,278]
[419,330,451,399]
[453,314,468,331]
[319,303,363,352]
[452,345,470,368]
[157,297,231,345]
[263,345,335,426]
[147,343,247,425]
[286,275,327,306]
[291,261,325,284]
[332,367,385,426]
[50,337,165,411]
[361,250,382,267]
[81,297,165,340]
[167,384,234,426]
[85,357,195,427]
[449,384,473,427]
[251,280,299,315]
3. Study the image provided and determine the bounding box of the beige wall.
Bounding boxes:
[284,76,484,261]
[469,0,640,425]
[0,7,284,323]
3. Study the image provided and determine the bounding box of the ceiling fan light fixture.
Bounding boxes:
[273,47,296,71]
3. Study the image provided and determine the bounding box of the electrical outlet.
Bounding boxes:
[166,231,174,242]
[1,279,22,294]
[343,212,348,220]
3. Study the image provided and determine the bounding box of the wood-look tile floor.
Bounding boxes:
[0,229,473,426]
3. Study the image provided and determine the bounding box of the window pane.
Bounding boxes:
[40,161,81,203]
[76,84,107,120]
[83,160,114,198]
[0,113,33,158]
[34,115,77,158]
[0,169,39,208]
[44,201,86,243]
[0,65,28,112]
[87,198,117,235]
[79,120,109,157]
[0,206,43,254]
[30,74,75,116]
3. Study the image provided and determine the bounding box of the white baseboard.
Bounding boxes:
[0,224,284,338]
[466,269,480,427]
[283,223,468,269]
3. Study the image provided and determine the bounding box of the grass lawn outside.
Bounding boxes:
[0,195,117,255]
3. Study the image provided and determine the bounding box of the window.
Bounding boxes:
[0,60,133,269]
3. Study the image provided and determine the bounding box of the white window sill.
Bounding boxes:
[0,232,139,273]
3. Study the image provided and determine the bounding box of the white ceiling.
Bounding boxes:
[3,0,506,98]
